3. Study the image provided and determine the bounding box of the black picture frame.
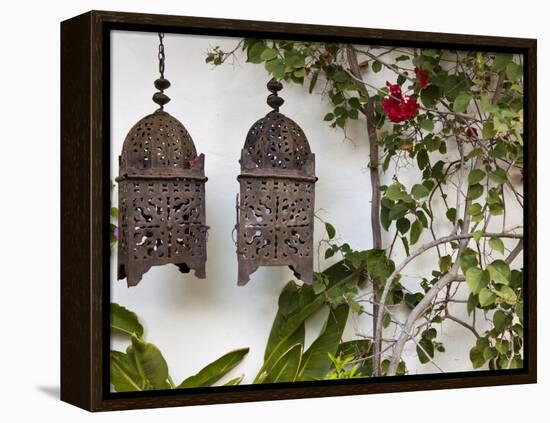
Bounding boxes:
[60,10,537,411]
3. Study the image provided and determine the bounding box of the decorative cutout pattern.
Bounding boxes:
[243,112,311,170]
[237,104,316,286]
[117,110,208,287]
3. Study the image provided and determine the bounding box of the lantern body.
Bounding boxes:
[117,110,208,286]
[237,110,317,286]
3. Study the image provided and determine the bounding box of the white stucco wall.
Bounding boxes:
[110,30,523,385]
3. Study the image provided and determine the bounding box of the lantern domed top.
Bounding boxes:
[120,110,202,178]
[241,80,313,172]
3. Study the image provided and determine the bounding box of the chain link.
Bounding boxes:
[158,32,165,78]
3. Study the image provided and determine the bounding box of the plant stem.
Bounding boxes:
[346,45,383,375]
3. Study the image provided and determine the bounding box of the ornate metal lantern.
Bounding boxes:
[117,33,208,287]
[236,79,317,286]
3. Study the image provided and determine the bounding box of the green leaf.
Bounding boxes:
[467,183,484,201]
[478,288,495,307]
[324,112,335,121]
[460,248,478,273]
[417,148,429,170]
[419,118,434,132]
[493,310,509,332]
[487,259,511,285]
[224,376,244,386]
[325,222,336,239]
[298,304,349,381]
[506,62,523,82]
[178,348,249,388]
[388,204,409,221]
[492,53,513,72]
[410,219,423,245]
[416,337,434,364]
[110,303,144,338]
[490,168,508,184]
[263,344,303,383]
[411,184,430,200]
[465,267,489,295]
[333,70,349,83]
[489,238,505,255]
[260,48,278,61]
[256,262,357,382]
[453,92,471,113]
[468,169,485,186]
[110,207,118,219]
[385,183,405,201]
[127,335,171,390]
[372,61,382,73]
[439,255,452,273]
[110,350,142,392]
[246,41,267,64]
[482,121,497,139]
[494,285,518,304]
[420,85,440,108]
[265,59,286,79]
[396,217,410,235]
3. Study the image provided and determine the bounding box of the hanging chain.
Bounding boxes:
[158,32,166,78]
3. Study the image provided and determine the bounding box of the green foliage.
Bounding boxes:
[110,304,248,392]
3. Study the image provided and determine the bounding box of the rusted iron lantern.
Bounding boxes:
[236,79,317,286]
[116,33,208,287]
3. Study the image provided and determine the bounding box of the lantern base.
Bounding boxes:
[237,258,313,286]
[118,260,206,287]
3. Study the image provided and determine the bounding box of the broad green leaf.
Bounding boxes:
[263,343,303,383]
[419,118,435,132]
[492,53,513,72]
[453,92,471,113]
[111,350,142,392]
[178,348,249,388]
[506,62,523,82]
[479,288,495,307]
[490,168,508,184]
[389,204,409,221]
[460,248,479,273]
[482,121,497,139]
[467,183,484,201]
[255,261,357,382]
[386,183,405,201]
[365,249,394,281]
[325,222,336,239]
[493,310,509,332]
[411,184,430,200]
[417,148,429,170]
[410,219,423,245]
[489,238,505,255]
[420,85,440,108]
[110,303,144,338]
[396,217,410,235]
[468,169,485,186]
[494,285,518,304]
[265,59,286,79]
[246,41,267,64]
[416,337,434,364]
[487,260,511,285]
[127,335,171,390]
[465,267,489,294]
[260,48,278,61]
[299,304,349,381]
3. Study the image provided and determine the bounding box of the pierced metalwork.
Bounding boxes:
[116,33,208,287]
[236,79,317,286]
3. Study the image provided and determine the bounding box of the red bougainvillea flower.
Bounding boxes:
[382,82,420,123]
[465,127,478,139]
[414,66,429,89]
[189,153,203,168]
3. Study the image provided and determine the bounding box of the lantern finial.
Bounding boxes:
[152,32,171,110]
[267,78,284,111]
